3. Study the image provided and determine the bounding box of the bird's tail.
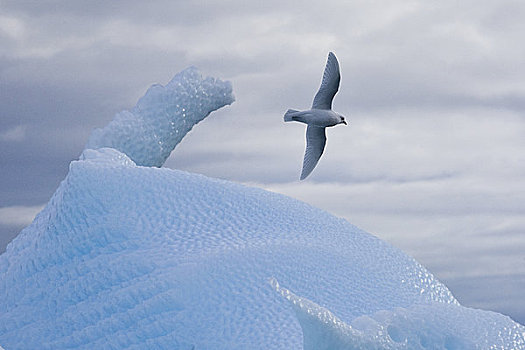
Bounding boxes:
[284,109,300,122]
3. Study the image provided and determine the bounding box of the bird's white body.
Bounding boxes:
[284,109,343,127]
[284,52,347,180]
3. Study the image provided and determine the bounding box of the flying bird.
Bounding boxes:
[284,52,347,180]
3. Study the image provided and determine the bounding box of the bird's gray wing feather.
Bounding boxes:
[300,126,326,180]
[311,52,340,110]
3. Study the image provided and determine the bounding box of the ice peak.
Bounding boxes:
[85,67,234,167]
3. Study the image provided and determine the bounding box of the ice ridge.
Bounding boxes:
[85,67,234,167]
[271,278,525,350]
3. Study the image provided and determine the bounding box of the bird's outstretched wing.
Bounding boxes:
[311,52,340,110]
[300,126,326,180]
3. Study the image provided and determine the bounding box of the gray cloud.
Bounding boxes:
[446,274,525,324]
[0,125,26,142]
[0,205,43,226]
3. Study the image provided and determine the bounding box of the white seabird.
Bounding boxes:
[284,52,347,180]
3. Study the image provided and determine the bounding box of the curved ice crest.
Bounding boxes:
[85,67,234,167]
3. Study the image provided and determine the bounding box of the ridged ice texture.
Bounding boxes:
[0,149,522,349]
[85,67,234,167]
[271,278,525,350]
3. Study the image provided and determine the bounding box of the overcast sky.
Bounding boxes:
[1,0,524,324]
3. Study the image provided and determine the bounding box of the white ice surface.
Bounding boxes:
[85,67,234,167]
[1,67,524,349]
[271,278,525,349]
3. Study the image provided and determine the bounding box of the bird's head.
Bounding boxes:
[339,115,347,125]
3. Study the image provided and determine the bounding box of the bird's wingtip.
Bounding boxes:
[299,171,309,181]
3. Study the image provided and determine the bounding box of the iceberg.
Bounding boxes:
[0,67,523,349]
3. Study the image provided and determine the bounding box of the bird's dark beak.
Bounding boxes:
[342,120,347,125]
